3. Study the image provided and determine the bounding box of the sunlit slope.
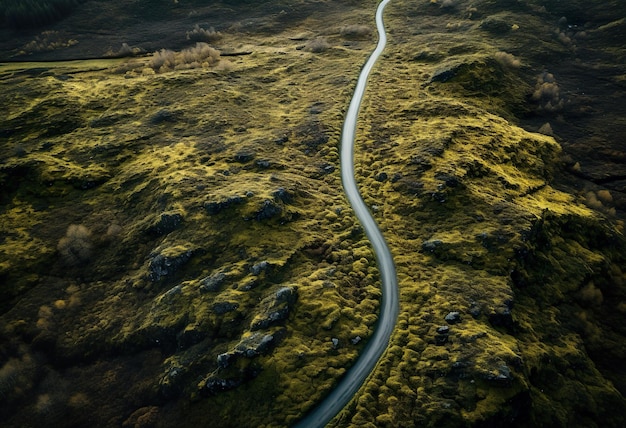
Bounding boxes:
[333,0,626,426]
[0,2,386,426]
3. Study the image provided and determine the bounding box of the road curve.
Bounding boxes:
[293,1,399,426]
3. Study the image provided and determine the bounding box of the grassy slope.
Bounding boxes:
[333,1,626,427]
[1,0,625,427]
[0,1,386,426]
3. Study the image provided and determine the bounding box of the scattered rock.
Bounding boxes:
[437,325,450,334]
[391,172,402,182]
[254,200,282,221]
[212,301,239,315]
[159,364,186,399]
[204,195,244,215]
[217,353,231,369]
[429,64,460,83]
[161,284,183,302]
[351,336,362,345]
[422,239,444,253]
[202,377,242,395]
[483,364,513,384]
[375,172,388,182]
[272,187,293,203]
[148,248,194,282]
[321,163,335,174]
[216,330,286,372]
[331,338,339,349]
[431,191,447,203]
[296,121,329,151]
[234,151,255,162]
[250,260,269,276]
[234,333,276,358]
[199,272,227,292]
[147,211,183,236]
[150,109,179,124]
[240,278,259,291]
[274,135,288,145]
[445,311,461,324]
[250,286,298,331]
[435,173,460,188]
[450,360,470,376]
[409,154,433,168]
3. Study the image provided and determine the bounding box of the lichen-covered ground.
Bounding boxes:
[1,0,625,427]
[336,1,626,427]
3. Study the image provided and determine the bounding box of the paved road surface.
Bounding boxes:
[293,1,399,426]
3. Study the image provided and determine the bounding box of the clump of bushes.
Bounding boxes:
[494,51,521,68]
[104,43,144,58]
[340,24,372,40]
[57,224,92,266]
[186,24,223,43]
[19,30,78,54]
[149,42,221,73]
[531,72,564,112]
[304,38,330,53]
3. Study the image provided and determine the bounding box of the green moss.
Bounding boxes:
[2,0,626,426]
[329,0,626,426]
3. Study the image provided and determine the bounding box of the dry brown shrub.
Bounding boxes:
[149,42,221,73]
[186,24,223,43]
[494,51,521,68]
[57,224,93,266]
[304,38,330,53]
[340,24,372,40]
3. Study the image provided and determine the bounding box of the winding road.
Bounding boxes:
[293,0,399,426]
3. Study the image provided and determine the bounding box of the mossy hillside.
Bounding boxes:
[0,2,389,425]
[1,0,624,426]
[331,0,626,426]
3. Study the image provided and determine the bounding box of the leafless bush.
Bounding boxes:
[304,38,330,53]
[340,24,372,40]
[149,42,221,73]
[494,51,521,68]
[186,24,223,43]
[105,42,144,58]
[440,0,457,9]
[532,72,563,112]
[57,224,93,266]
[20,30,77,53]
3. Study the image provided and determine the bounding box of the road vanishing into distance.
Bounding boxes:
[293,0,399,426]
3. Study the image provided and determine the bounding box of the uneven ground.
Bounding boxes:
[1,0,625,427]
